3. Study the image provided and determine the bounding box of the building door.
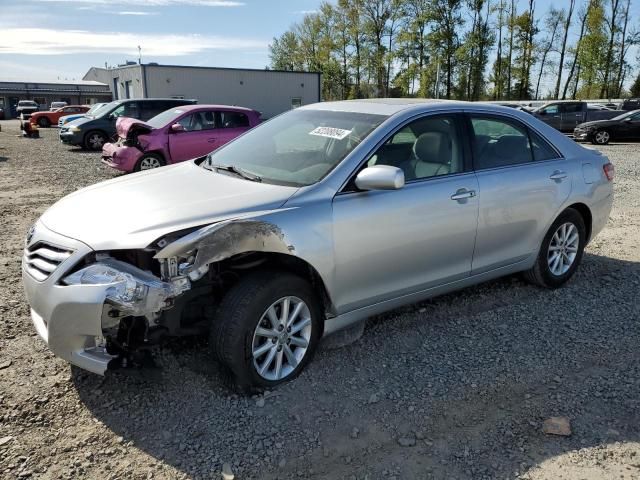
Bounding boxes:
[124,81,132,99]
[112,78,119,100]
[9,97,19,118]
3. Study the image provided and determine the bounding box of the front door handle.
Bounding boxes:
[207,138,217,143]
[549,170,567,181]
[451,189,476,201]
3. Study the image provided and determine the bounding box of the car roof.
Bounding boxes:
[113,98,197,104]
[168,104,257,113]
[300,98,532,117]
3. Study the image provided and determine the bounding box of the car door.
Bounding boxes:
[168,111,219,162]
[536,104,562,130]
[617,112,640,140]
[467,113,572,274]
[216,110,252,148]
[560,102,584,131]
[331,113,479,313]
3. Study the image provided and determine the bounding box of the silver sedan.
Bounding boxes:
[22,100,614,390]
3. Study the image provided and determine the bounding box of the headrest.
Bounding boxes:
[413,131,450,165]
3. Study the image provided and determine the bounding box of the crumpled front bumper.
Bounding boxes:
[21,223,116,375]
[101,142,142,172]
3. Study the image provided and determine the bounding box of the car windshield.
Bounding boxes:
[19,101,37,106]
[93,101,121,118]
[202,109,387,187]
[146,109,186,129]
[612,110,639,121]
[87,103,107,115]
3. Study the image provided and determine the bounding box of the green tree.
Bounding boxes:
[630,71,640,97]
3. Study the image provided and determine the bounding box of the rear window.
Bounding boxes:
[218,111,250,128]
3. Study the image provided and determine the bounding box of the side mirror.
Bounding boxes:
[538,110,546,116]
[355,165,404,191]
[170,123,185,133]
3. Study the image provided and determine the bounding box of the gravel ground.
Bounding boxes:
[0,119,639,480]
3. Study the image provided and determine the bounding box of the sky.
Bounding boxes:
[0,0,635,90]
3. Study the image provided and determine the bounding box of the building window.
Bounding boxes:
[291,97,302,109]
[124,80,132,99]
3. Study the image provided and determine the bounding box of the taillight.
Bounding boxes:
[603,163,614,181]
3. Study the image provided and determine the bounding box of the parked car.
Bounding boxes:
[58,102,108,127]
[573,109,640,145]
[620,98,640,111]
[59,98,197,150]
[30,105,90,128]
[102,105,260,172]
[532,101,620,132]
[15,100,39,118]
[50,101,68,111]
[22,100,613,389]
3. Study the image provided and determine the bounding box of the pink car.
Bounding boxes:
[102,105,260,172]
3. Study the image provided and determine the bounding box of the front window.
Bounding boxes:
[178,111,216,131]
[203,109,387,186]
[110,102,139,119]
[366,115,464,181]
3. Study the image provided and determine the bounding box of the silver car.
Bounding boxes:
[22,100,614,390]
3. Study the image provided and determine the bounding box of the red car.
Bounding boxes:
[30,105,90,128]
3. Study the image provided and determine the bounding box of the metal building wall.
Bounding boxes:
[144,66,321,118]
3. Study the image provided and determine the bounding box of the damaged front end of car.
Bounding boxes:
[81,218,298,372]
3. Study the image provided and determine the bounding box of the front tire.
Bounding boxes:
[210,271,322,392]
[135,153,166,171]
[524,208,586,288]
[592,129,611,145]
[84,130,107,151]
[37,117,50,128]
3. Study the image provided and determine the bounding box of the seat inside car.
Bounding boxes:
[408,131,452,179]
[477,134,530,168]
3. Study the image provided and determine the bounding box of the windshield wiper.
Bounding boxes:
[205,161,262,182]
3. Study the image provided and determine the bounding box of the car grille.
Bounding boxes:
[24,241,73,281]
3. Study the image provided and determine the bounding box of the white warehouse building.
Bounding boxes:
[83,63,321,119]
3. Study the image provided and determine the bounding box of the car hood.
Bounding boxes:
[64,116,95,128]
[116,117,154,138]
[576,119,618,129]
[40,161,298,250]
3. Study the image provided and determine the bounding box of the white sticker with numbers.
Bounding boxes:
[309,126,352,140]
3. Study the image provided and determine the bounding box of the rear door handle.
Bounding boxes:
[549,170,567,181]
[451,189,476,201]
[207,138,217,143]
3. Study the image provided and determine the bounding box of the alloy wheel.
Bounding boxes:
[88,133,105,149]
[547,222,579,276]
[595,130,610,144]
[251,296,312,381]
[139,157,162,170]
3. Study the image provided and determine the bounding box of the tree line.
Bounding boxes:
[269,0,640,102]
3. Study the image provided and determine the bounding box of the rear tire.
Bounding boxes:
[37,117,50,128]
[524,208,586,288]
[210,271,322,392]
[592,129,611,145]
[84,130,108,151]
[134,153,166,171]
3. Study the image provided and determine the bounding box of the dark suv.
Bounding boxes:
[59,98,197,150]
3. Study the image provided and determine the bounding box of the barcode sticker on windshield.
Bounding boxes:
[309,126,352,140]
